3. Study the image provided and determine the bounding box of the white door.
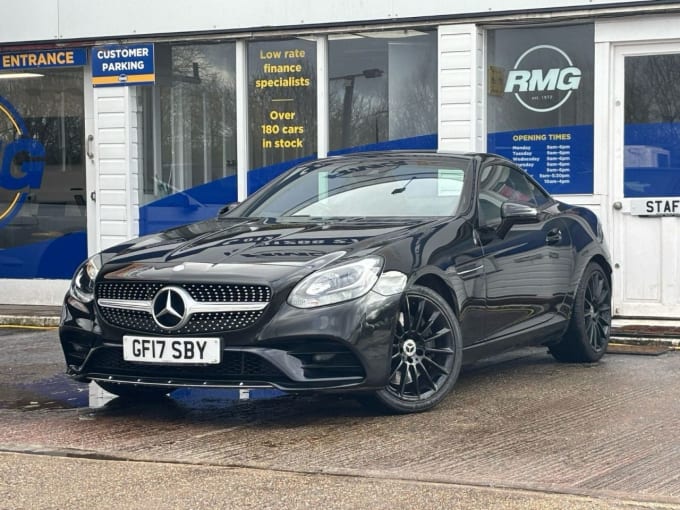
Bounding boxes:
[83,64,98,255]
[611,43,680,318]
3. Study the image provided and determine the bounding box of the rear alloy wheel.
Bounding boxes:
[370,285,462,414]
[549,262,612,363]
[96,381,171,400]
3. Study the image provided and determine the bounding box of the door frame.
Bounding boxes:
[83,62,99,256]
[609,40,680,317]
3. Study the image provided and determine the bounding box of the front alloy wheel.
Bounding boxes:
[370,285,462,414]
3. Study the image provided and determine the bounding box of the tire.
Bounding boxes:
[549,262,612,363]
[365,285,463,414]
[96,381,171,400]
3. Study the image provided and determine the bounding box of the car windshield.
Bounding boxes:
[238,156,471,218]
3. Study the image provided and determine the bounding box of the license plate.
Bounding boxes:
[122,336,221,364]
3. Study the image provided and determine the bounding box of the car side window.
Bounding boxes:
[477,164,547,228]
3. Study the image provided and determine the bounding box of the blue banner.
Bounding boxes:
[0,232,86,279]
[487,125,593,195]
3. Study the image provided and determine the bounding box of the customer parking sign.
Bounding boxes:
[92,43,155,87]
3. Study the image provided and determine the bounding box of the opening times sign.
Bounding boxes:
[489,125,594,193]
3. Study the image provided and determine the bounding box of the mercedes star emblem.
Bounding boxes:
[152,286,190,330]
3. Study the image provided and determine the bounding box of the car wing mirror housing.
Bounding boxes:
[497,201,539,238]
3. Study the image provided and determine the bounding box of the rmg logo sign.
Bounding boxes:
[504,45,582,113]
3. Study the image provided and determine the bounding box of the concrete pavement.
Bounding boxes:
[2,325,680,509]
[1,451,671,510]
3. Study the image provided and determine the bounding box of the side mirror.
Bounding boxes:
[497,201,539,238]
[218,202,241,215]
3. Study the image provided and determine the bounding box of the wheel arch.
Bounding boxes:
[565,253,613,323]
[413,273,460,318]
[589,254,612,286]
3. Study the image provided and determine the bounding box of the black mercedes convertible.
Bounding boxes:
[59,151,612,413]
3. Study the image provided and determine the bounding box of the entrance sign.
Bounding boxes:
[92,44,155,87]
[0,48,87,71]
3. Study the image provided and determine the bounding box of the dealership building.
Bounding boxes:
[1,0,679,320]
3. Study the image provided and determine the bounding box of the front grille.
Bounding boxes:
[95,281,271,335]
[97,282,271,303]
[98,307,266,335]
[84,347,284,381]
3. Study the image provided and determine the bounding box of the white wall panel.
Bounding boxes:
[0,279,69,306]
[99,205,127,221]
[438,24,483,153]
[0,1,658,44]
[596,14,680,43]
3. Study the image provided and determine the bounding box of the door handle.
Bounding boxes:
[613,201,622,210]
[86,134,94,159]
[546,228,562,245]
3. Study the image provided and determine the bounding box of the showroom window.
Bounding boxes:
[138,42,237,234]
[0,67,86,278]
[486,24,594,194]
[138,31,438,233]
[139,42,237,206]
[328,29,437,152]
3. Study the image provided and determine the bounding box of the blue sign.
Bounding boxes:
[92,44,155,87]
[487,25,594,195]
[488,125,594,195]
[0,48,87,71]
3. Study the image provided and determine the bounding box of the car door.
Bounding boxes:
[474,163,573,342]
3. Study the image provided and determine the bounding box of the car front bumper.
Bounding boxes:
[59,289,402,393]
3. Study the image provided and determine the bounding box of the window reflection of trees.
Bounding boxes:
[0,69,86,249]
[0,70,83,168]
[625,54,680,161]
[160,44,237,192]
[328,32,437,151]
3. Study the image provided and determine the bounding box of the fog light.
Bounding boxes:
[312,353,335,362]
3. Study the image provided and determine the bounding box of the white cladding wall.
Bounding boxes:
[0,0,653,44]
[438,24,484,153]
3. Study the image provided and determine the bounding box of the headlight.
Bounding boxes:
[69,254,101,303]
[288,256,383,308]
